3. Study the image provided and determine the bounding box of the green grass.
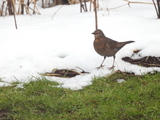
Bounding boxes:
[0,71,160,120]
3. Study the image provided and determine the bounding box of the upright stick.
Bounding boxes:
[94,0,98,30]
[12,0,18,29]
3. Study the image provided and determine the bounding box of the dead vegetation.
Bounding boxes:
[0,0,79,17]
[41,67,89,78]
[122,49,160,67]
[122,56,160,67]
[0,0,40,16]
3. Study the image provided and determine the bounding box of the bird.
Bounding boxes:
[92,29,135,70]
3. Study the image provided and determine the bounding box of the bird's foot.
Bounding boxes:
[108,66,115,70]
[96,65,105,70]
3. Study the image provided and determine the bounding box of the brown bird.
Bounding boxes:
[92,29,135,69]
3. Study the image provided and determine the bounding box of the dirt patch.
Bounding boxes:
[115,70,135,76]
[0,110,11,120]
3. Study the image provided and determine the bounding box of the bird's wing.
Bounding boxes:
[106,39,118,49]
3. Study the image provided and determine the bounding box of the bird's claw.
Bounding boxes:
[108,66,115,70]
[96,65,105,70]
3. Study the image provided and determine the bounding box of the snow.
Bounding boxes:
[0,0,160,89]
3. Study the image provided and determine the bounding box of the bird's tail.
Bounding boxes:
[117,41,135,48]
[123,41,135,44]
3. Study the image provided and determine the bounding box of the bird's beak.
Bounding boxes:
[92,32,95,34]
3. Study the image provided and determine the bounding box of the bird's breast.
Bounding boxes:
[94,39,107,56]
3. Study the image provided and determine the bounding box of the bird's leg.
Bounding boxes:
[96,56,106,70]
[109,56,115,70]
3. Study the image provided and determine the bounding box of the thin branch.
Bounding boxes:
[94,0,98,30]
[124,0,153,5]
[104,3,130,11]
[12,0,18,29]
[52,5,63,20]
[152,0,159,18]
[19,1,41,15]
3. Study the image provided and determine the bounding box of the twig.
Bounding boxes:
[76,66,89,73]
[52,5,63,20]
[13,75,19,81]
[145,56,150,61]
[20,1,41,15]
[103,3,130,11]
[124,0,153,4]
[156,57,160,61]
[102,2,131,16]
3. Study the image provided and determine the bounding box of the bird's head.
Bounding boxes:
[92,29,105,38]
